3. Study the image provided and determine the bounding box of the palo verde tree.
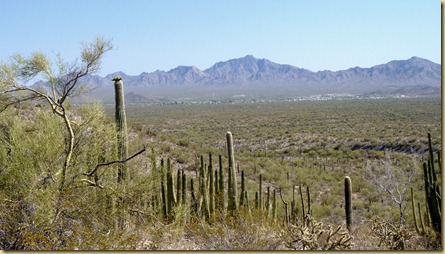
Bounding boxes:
[0,37,113,190]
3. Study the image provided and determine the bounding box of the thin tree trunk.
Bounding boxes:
[59,109,74,190]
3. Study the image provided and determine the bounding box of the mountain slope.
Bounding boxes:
[95,55,440,87]
[38,55,441,102]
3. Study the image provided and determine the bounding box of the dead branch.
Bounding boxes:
[84,146,146,177]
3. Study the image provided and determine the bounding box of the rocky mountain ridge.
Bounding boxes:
[39,55,440,103]
[93,55,440,88]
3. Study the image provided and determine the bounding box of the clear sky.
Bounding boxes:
[1,0,441,76]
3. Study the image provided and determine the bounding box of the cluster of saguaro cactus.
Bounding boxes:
[286,184,312,226]
[155,157,190,221]
[422,134,441,233]
[151,131,290,222]
[276,184,313,226]
[410,133,442,234]
[146,131,356,232]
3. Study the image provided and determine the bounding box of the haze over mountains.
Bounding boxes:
[64,55,441,103]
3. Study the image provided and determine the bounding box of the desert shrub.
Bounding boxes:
[370,217,412,250]
[188,209,283,250]
[0,103,145,250]
[284,215,353,250]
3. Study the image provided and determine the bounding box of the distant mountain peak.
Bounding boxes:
[242,54,256,59]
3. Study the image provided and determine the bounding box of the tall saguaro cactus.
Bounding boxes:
[199,155,210,219]
[218,155,225,212]
[272,188,277,221]
[176,169,182,206]
[113,77,128,183]
[259,174,264,210]
[160,159,168,219]
[411,187,424,235]
[208,153,215,214]
[240,170,246,207]
[182,171,187,206]
[299,184,305,220]
[166,158,176,219]
[113,76,128,229]
[344,176,353,232]
[227,131,238,212]
[279,188,290,226]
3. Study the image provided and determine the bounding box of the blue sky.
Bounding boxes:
[1,0,440,76]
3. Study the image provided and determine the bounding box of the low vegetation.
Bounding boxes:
[0,95,441,250]
[0,39,441,250]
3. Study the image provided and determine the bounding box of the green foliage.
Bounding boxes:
[0,103,132,250]
[0,96,441,250]
[0,107,63,196]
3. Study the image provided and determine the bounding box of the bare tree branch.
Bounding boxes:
[83,146,147,177]
[363,152,419,226]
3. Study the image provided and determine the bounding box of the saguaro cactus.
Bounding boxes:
[422,134,441,233]
[299,184,305,220]
[214,168,218,207]
[114,76,128,229]
[411,187,423,235]
[113,77,128,183]
[176,169,183,206]
[272,188,277,221]
[306,185,311,216]
[266,186,271,216]
[199,155,210,219]
[190,178,198,216]
[423,162,442,232]
[208,153,215,214]
[344,176,352,232]
[166,158,176,219]
[291,185,296,223]
[244,190,249,209]
[182,171,187,206]
[240,170,246,207]
[279,188,290,226]
[160,159,167,219]
[218,155,225,212]
[227,131,238,212]
[259,174,264,210]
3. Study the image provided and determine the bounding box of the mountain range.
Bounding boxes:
[63,55,441,102]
